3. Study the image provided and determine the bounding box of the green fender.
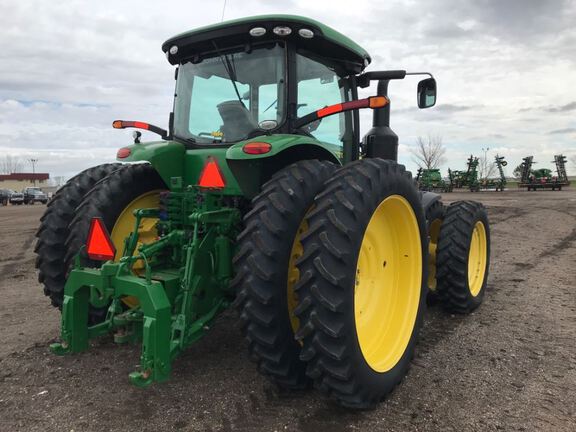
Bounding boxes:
[117,141,185,188]
[226,134,342,198]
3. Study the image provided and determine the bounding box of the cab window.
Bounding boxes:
[296,52,353,160]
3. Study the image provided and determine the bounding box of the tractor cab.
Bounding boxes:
[163,15,370,157]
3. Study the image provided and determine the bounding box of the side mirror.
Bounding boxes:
[417,78,437,109]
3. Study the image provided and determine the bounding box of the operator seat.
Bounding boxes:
[217,100,259,142]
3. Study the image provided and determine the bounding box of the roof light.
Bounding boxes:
[249,27,267,37]
[169,45,178,55]
[243,142,272,155]
[198,157,226,189]
[258,120,277,130]
[117,148,131,158]
[298,28,314,39]
[86,217,116,261]
[273,26,292,36]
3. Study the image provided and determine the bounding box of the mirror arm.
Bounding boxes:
[356,70,406,88]
[357,70,435,88]
[405,72,435,79]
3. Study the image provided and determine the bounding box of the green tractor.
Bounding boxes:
[35,15,490,409]
[448,155,480,192]
[415,168,452,192]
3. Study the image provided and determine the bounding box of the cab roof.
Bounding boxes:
[162,15,371,74]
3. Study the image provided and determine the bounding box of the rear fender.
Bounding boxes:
[117,141,185,188]
[226,134,341,198]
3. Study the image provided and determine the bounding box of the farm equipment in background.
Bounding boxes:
[518,154,570,191]
[416,168,452,192]
[478,154,507,191]
[448,155,480,191]
[35,15,491,409]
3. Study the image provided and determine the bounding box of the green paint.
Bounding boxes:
[226,133,341,162]
[51,191,241,387]
[118,141,185,187]
[163,15,370,66]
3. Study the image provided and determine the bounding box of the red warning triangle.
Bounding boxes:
[86,217,116,261]
[198,158,225,189]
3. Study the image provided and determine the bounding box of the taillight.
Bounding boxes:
[86,218,116,261]
[198,157,226,189]
[243,142,272,155]
[117,148,131,159]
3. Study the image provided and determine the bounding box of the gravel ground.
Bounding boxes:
[0,189,575,432]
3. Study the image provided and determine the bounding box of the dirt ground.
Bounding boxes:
[0,189,575,432]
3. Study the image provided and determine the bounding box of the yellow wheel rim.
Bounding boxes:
[110,191,161,308]
[427,218,442,291]
[355,195,422,373]
[287,217,309,335]
[467,221,487,297]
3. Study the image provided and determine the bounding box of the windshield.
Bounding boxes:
[174,44,286,145]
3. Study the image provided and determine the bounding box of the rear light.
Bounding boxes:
[243,142,272,155]
[117,148,131,159]
[198,157,226,189]
[86,218,116,261]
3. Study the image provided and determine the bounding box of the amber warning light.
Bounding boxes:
[86,218,116,261]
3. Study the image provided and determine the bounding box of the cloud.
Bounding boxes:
[549,127,576,134]
[434,104,475,113]
[544,102,576,113]
[0,0,575,179]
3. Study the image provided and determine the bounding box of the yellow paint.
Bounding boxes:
[427,218,442,291]
[354,195,422,373]
[287,217,308,335]
[110,191,161,308]
[467,221,487,297]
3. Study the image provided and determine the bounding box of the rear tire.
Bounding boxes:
[35,163,122,314]
[66,164,166,269]
[425,200,445,298]
[233,160,336,390]
[436,201,490,313]
[295,159,427,409]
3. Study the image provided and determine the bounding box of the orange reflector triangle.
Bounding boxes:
[86,218,116,261]
[198,158,225,189]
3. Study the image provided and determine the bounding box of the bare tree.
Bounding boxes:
[410,135,446,169]
[51,176,67,187]
[478,151,497,180]
[0,155,23,174]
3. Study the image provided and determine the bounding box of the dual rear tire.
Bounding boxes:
[235,159,491,408]
[35,164,166,323]
[235,159,429,408]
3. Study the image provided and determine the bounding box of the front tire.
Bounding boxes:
[295,159,427,409]
[233,160,336,389]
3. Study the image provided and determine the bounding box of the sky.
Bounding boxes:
[1,0,575,180]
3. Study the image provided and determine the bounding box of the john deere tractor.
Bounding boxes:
[35,15,490,409]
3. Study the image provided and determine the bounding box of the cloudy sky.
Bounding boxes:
[1,0,575,179]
